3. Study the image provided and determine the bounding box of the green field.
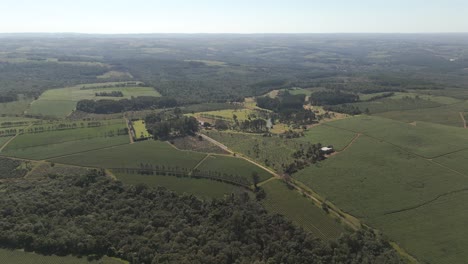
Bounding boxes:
[2,120,128,159]
[25,82,161,117]
[195,108,260,121]
[377,100,468,127]
[293,134,468,263]
[0,249,127,264]
[115,172,248,199]
[206,125,357,172]
[51,140,206,170]
[196,155,273,183]
[261,179,344,240]
[325,115,468,158]
[0,98,33,116]
[132,120,151,140]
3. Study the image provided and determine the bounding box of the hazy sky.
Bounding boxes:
[0,0,467,33]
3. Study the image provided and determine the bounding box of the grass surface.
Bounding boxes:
[0,98,33,116]
[25,82,160,117]
[196,155,273,183]
[132,120,151,140]
[115,173,247,200]
[261,179,344,240]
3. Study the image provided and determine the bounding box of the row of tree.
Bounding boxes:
[76,96,178,114]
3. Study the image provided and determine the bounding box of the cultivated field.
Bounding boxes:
[261,179,344,240]
[293,134,468,263]
[2,119,129,159]
[170,136,228,154]
[115,172,248,199]
[196,155,274,183]
[51,140,206,170]
[0,97,34,116]
[325,115,468,158]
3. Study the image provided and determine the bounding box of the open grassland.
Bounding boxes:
[325,115,468,158]
[261,179,344,240]
[377,100,468,127]
[293,135,468,263]
[50,140,206,170]
[25,82,160,117]
[0,98,33,116]
[196,155,273,183]
[115,172,247,200]
[0,249,127,264]
[26,99,77,118]
[0,136,13,149]
[132,120,151,140]
[434,148,468,173]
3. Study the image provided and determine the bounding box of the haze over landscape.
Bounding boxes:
[0,1,468,264]
[0,0,467,33]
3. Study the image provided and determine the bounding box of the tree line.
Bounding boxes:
[76,96,178,114]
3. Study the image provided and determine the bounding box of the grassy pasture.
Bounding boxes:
[25,82,160,117]
[196,155,273,183]
[115,172,248,200]
[326,115,468,158]
[298,125,357,151]
[0,136,13,148]
[50,140,206,170]
[170,136,228,154]
[132,120,151,140]
[0,97,33,116]
[261,179,344,240]
[0,249,127,264]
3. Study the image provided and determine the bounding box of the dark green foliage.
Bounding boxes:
[0,157,28,179]
[0,173,403,264]
[323,104,362,115]
[310,91,359,106]
[95,91,123,97]
[145,112,199,139]
[76,96,177,114]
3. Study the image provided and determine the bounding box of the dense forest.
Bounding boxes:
[0,172,403,264]
[76,97,178,114]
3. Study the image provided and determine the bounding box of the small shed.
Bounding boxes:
[320,146,334,154]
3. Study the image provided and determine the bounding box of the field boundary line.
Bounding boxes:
[189,154,211,175]
[43,142,131,160]
[381,187,468,216]
[0,123,33,153]
[124,117,135,143]
[459,112,467,128]
[200,132,360,229]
